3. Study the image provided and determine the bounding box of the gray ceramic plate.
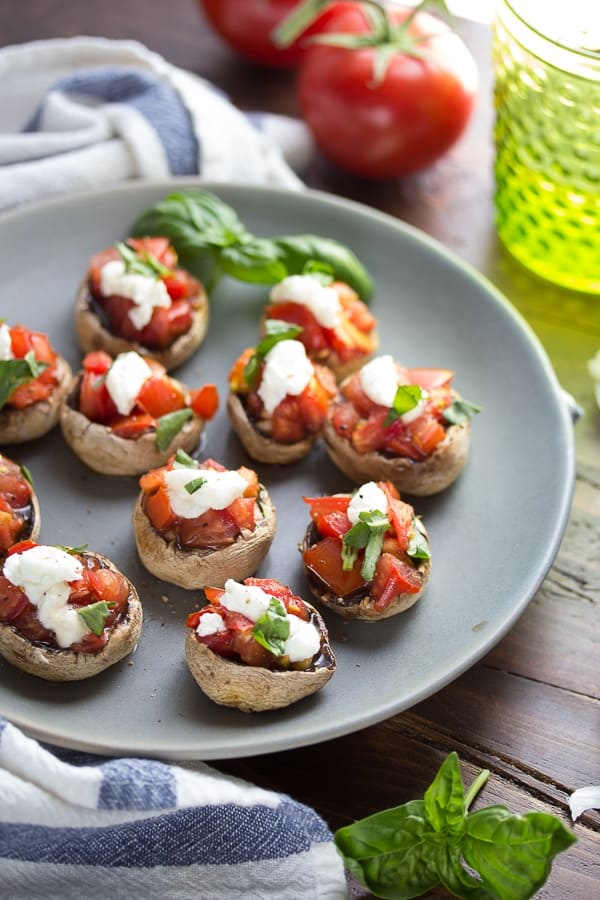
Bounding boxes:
[0,180,574,760]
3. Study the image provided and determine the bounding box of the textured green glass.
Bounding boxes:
[493,2,600,294]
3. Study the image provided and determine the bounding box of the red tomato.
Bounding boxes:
[137,375,186,419]
[303,536,366,597]
[297,3,477,178]
[178,508,242,548]
[198,0,357,69]
[189,383,219,420]
[371,552,422,610]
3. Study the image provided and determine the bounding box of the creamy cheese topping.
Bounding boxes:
[258,339,314,415]
[217,578,321,663]
[359,355,398,408]
[270,274,341,328]
[0,323,14,360]
[100,259,171,330]
[196,611,227,637]
[347,482,389,524]
[163,467,248,520]
[105,351,153,416]
[3,545,89,649]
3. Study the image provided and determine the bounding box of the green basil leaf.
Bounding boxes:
[56,544,88,555]
[343,510,390,582]
[155,408,193,452]
[117,241,171,278]
[463,807,577,900]
[302,259,334,284]
[435,844,496,899]
[252,597,290,657]
[424,751,466,835]
[174,448,198,468]
[342,520,370,550]
[385,385,424,426]
[242,320,303,387]
[442,399,482,425]
[341,541,359,571]
[334,799,440,899]
[77,600,113,637]
[19,464,34,487]
[273,234,374,301]
[185,476,207,495]
[0,352,49,410]
[220,239,288,284]
[407,517,431,561]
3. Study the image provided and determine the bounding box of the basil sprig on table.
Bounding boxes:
[341,509,391,582]
[334,752,576,900]
[131,189,374,300]
[0,352,48,410]
[251,597,290,656]
[243,319,303,388]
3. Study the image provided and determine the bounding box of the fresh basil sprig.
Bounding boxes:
[243,319,303,388]
[342,509,391,582]
[335,752,576,900]
[130,189,373,300]
[407,516,431,561]
[77,600,114,637]
[385,384,424,425]
[252,597,290,657]
[155,408,193,452]
[116,241,171,279]
[0,352,48,410]
[443,399,482,425]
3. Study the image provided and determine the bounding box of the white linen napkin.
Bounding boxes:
[0,36,313,211]
[0,717,347,899]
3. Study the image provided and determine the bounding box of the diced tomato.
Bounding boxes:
[232,629,273,667]
[0,503,25,553]
[144,486,175,530]
[127,236,177,268]
[303,495,350,519]
[7,379,53,409]
[7,325,33,358]
[136,300,193,350]
[351,410,388,454]
[161,271,188,301]
[331,401,360,437]
[137,375,186,418]
[337,282,377,332]
[7,539,37,555]
[370,553,423,611]
[83,351,113,375]
[0,577,29,621]
[84,566,129,609]
[0,462,31,509]
[110,413,156,439]
[407,367,454,390]
[228,347,255,393]
[204,587,225,606]
[297,376,332,434]
[70,632,108,652]
[238,466,259,498]
[177,508,240,548]
[316,510,352,540]
[265,301,329,354]
[406,414,446,455]
[303,536,366,598]
[270,396,306,443]
[189,383,219,420]
[139,468,165,494]
[341,372,377,417]
[227,497,256,532]
[79,369,119,424]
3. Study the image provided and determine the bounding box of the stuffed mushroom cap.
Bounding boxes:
[0,355,73,445]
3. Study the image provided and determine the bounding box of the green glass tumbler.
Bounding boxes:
[493,0,600,294]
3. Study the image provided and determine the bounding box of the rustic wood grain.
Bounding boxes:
[1,2,598,896]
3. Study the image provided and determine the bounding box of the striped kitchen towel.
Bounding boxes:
[0,717,347,899]
[0,37,313,212]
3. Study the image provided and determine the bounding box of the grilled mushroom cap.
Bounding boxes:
[132,485,277,590]
[60,372,205,476]
[227,393,317,465]
[323,391,471,497]
[0,355,73,445]
[301,521,430,621]
[185,601,336,712]
[74,278,209,371]
[0,551,143,681]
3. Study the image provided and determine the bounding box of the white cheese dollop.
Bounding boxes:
[3,545,89,648]
[0,323,14,360]
[163,467,248,520]
[258,339,314,415]
[105,351,153,416]
[219,578,321,663]
[359,354,398,408]
[196,611,226,637]
[347,481,389,524]
[100,259,171,330]
[270,274,341,328]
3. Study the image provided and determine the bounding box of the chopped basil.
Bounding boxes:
[252,597,290,657]
[242,319,303,387]
[77,600,113,637]
[56,544,88,555]
[0,352,49,410]
[155,408,193,451]
[343,509,391,582]
[407,517,431,561]
[19,464,34,487]
[385,384,424,426]
[184,476,207,495]
[341,541,359,571]
[174,448,198,468]
[116,241,171,279]
[442,398,482,425]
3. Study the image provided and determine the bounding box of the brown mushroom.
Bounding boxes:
[132,484,277,589]
[74,278,209,371]
[0,551,143,681]
[227,392,317,465]
[0,355,73,445]
[60,372,205,476]
[185,601,336,712]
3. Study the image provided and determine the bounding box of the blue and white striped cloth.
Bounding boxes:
[0,36,313,211]
[0,717,347,899]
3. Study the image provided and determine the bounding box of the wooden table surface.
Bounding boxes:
[1,2,598,897]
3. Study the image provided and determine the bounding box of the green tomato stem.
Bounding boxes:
[464,768,490,812]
